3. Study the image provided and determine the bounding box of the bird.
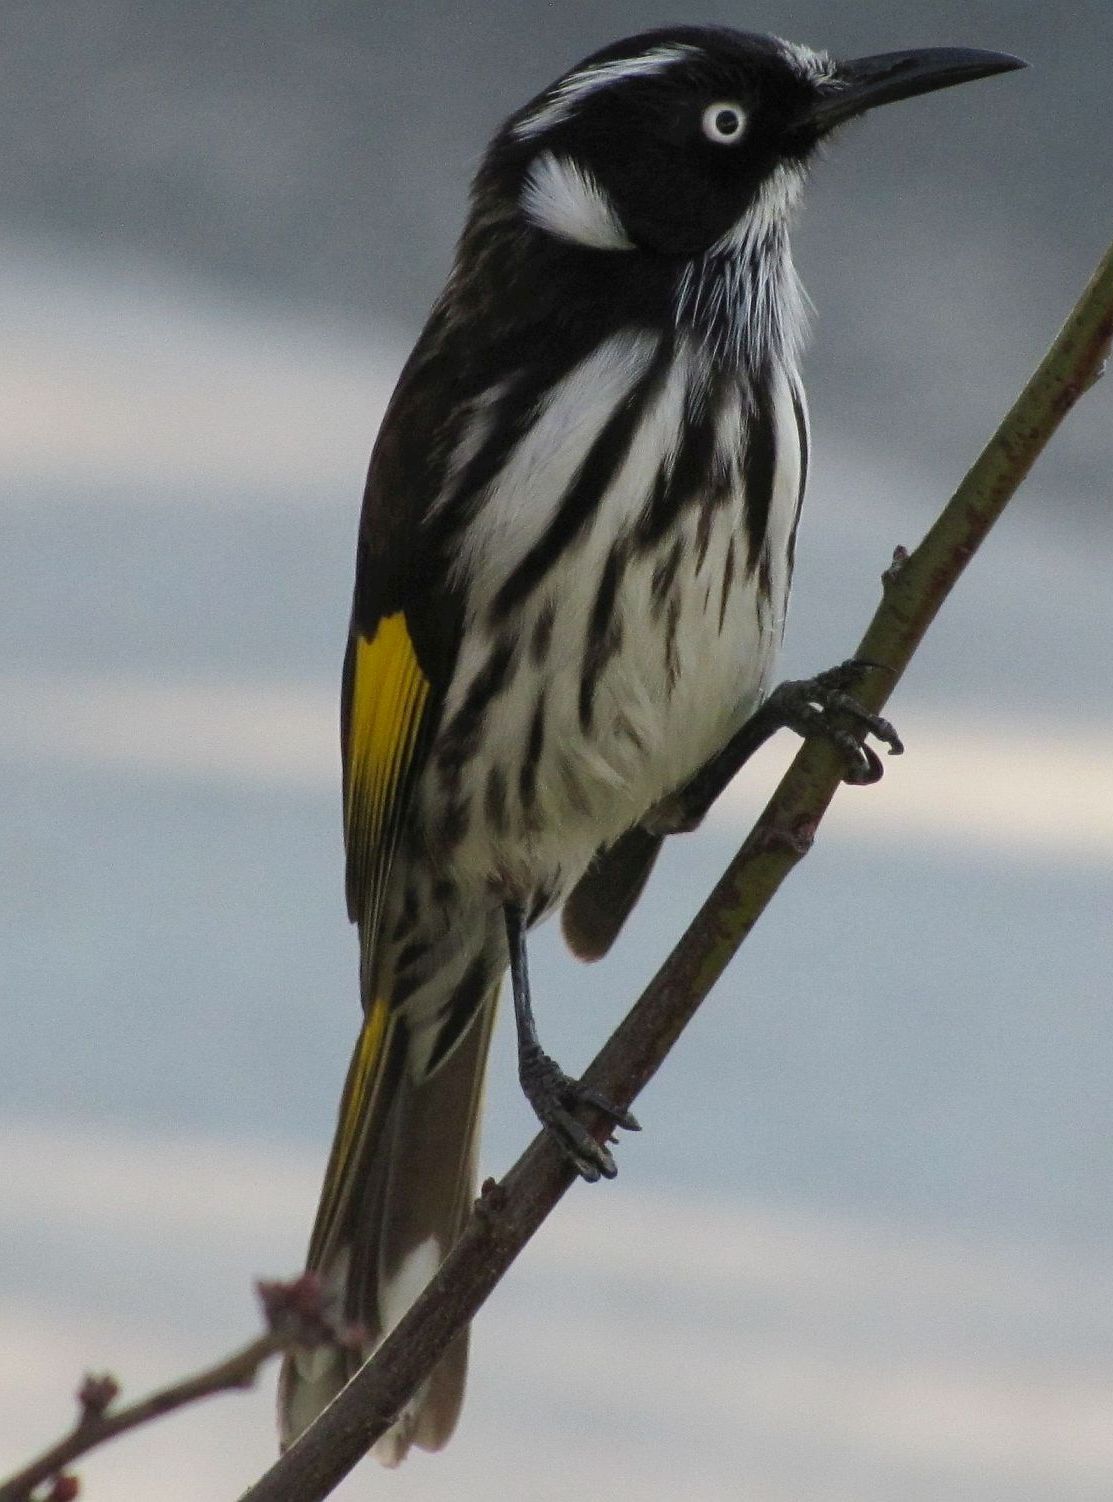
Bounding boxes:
[278,25,1024,1465]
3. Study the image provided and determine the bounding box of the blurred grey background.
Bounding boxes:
[2,3,1111,1498]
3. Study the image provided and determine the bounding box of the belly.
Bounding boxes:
[416,357,804,911]
[417,514,787,912]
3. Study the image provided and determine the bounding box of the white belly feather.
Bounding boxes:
[424,334,804,904]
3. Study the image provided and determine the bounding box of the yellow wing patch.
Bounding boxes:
[336,994,390,1168]
[308,994,391,1267]
[345,611,430,935]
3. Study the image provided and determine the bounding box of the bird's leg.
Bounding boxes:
[648,659,903,835]
[504,903,639,1182]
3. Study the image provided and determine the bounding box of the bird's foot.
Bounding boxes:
[768,658,903,785]
[647,658,903,836]
[519,1045,639,1183]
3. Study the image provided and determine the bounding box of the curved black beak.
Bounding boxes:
[800,47,1027,133]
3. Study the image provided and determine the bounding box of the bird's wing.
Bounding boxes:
[341,614,433,939]
[341,320,464,951]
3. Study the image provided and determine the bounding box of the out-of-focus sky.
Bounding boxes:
[2,3,1111,1498]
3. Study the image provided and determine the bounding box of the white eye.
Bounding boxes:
[701,101,746,145]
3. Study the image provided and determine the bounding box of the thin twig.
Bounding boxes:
[240,234,1113,1502]
[0,1333,284,1502]
[0,1276,346,1502]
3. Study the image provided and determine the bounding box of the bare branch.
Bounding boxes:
[0,1276,350,1502]
[0,1333,283,1502]
[240,235,1113,1502]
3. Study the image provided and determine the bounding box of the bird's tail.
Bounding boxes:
[278,982,498,1466]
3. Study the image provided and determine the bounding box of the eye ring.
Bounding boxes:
[701,101,746,145]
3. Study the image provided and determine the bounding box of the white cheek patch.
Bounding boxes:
[520,152,634,252]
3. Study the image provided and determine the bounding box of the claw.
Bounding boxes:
[767,660,903,785]
[574,1084,640,1134]
[520,1046,636,1181]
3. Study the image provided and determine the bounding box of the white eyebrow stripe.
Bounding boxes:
[520,152,635,251]
[513,44,698,139]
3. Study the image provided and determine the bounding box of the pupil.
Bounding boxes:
[714,109,738,136]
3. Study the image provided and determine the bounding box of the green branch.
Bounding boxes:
[233,231,1109,1501]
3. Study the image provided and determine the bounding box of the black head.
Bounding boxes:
[479,26,1025,259]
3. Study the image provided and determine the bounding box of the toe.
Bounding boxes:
[575,1085,640,1133]
[842,743,884,785]
[559,1116,617,1180]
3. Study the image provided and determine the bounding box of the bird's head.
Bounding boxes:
[481,26,1024,260]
